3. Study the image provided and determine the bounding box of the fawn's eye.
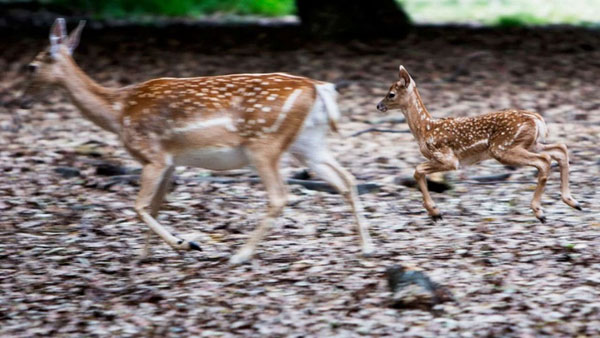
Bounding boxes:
[389,92,396,99]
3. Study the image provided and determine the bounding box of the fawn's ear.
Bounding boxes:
[398,65,411,88]
[50,18,67,56]
[67,20,86,54]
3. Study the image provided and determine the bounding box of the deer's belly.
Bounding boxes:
[173,146,250,171]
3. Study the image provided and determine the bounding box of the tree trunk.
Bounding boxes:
[296,0,411,38]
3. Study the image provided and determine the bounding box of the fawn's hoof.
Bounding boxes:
[563,196,582,211]
[431,214,443,222]
[537,215,547,224]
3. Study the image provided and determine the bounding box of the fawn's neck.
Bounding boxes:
[58,57,122,134]
[402,88,433,140]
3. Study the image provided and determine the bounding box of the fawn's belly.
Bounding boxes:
[173,146,250,171]
[458,150,492,166]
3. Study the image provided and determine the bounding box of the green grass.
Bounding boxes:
[397,0,600,26]
[44,0,295,18]
[42,0,598,26]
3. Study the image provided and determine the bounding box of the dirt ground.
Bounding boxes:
[1,23,600,336]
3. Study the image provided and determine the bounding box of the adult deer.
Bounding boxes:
[28,18,373,264]
[377,65,581,223]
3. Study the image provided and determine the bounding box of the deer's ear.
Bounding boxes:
[50,18,67,55]
[398,65,411,88]
[67,20,86,54]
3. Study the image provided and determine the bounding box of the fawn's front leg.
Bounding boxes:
[414,157,458,221]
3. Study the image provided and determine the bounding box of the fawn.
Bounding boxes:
[28,18,374,264]
[377,65,581,223]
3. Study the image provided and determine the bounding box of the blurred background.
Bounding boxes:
[1,0,598,25]
[1,1,600,337]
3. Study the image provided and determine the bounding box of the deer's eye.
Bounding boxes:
[388,92,396,99]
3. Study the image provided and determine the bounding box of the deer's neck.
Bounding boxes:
[58,58,123,134]
[402,89,433,141]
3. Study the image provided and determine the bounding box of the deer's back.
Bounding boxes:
[118,73,318,164]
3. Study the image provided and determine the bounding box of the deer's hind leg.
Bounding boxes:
[291,147,374,256]
[491,146,551,223]
[537,143,581,210]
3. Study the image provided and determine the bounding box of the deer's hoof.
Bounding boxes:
[229,247,253,265]
[537,215,547,224]
[174,238,202,251]
[176,233,203,251]
[574,205,583,211]
[188,241,202,251]
[362,244,375,257]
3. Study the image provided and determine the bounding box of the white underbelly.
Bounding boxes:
[173,146,250,171]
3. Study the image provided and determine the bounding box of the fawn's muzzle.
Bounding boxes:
[376,102,387,112]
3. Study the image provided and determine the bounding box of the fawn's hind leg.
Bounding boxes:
[492,146,551,223]
[537,143,581,210]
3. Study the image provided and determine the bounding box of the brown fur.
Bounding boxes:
[27,19,373,264]
[377,66,581,222]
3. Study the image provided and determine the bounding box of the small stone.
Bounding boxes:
[54,166,80,178]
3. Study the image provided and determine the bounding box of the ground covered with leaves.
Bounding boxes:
[1,24,600,336]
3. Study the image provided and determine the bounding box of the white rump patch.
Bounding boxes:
[533,116,548,142]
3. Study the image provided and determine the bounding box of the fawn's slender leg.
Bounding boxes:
[229,151,287,264]
[414,158,457,221]
[292,149,374,255]
[492,146,551,222]
[135,162,201,251]
[538,143,581,210]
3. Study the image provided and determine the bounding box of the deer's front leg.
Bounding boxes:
[414,157,457,221]
[139,165,175,258]
[135,162,201,252]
